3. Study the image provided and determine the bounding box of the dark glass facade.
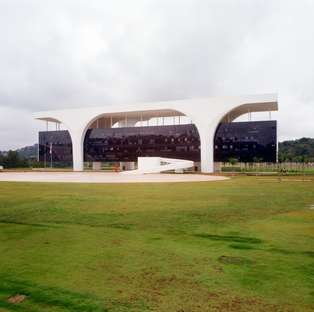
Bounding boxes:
[214,121,277,162]
[84,125,200,162]
[38,130,73,165]
[38,120,277,165]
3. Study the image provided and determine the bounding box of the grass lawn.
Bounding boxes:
[0,176,313,311]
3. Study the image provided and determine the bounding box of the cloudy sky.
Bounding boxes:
[0,0,314,150]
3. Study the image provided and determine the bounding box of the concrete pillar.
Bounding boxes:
[70,130,84,171]
[128,162,136,170]
[199,128,215,173]
[119,162,136,171]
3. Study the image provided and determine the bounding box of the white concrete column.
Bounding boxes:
[70,130,84,171]
[199,127,215,173]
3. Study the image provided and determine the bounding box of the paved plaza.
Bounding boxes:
[0,171,228,184]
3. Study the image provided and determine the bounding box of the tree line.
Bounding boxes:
[0,150,29,168]
[278,138,314,162]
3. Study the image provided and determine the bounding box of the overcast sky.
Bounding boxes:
[0,0,314,150]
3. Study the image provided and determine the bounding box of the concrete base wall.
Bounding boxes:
[92,162,102,170]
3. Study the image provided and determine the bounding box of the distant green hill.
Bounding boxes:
[16,144,38,160]
[0,145,37,168]
[278,138,314,162]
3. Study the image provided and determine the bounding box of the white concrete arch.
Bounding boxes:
[33,93,278,173]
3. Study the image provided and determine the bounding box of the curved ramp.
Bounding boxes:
[121,157,194,175]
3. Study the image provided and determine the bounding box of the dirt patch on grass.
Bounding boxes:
[7,294,27,304]
[210,295,293,312]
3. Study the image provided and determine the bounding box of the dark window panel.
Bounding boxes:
[38,130,73,166]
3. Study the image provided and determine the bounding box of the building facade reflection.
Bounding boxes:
[38,120,277,165]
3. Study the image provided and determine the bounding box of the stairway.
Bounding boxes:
[121,157,194,175]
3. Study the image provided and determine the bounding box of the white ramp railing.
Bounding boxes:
[121,157,194,174]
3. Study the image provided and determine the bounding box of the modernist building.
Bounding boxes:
[34,94,278,173]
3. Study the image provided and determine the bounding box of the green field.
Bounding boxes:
[0,177,313,311]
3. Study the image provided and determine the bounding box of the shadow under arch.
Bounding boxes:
[212,102,277,164]
[81,108,202,165]
[212,100,277,139]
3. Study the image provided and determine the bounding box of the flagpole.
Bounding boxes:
[50,143,53,168]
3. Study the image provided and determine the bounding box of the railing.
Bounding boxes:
[215,162,314,173]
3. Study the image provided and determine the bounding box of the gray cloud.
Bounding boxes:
[0,0,314,149]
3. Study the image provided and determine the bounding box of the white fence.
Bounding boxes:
[215,162,314,172]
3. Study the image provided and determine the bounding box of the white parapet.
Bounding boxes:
[121,157,194,174]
